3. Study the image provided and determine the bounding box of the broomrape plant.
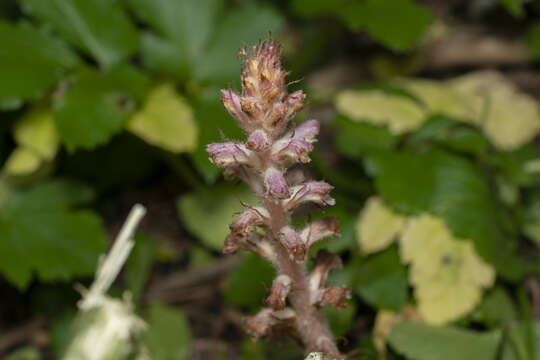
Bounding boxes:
[206,36,350,356]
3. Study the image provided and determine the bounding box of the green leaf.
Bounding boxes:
[61,134,159,192]
[292,0,431,51]
[19,0,139,68]
[474,287,517,328]
[367,149,532,281]
[49,311,76,358]
[0,180,106,288]
[496,145,540,188]
[124,232,156,303]
[528,24,540,59]
[0,21,79,109]
[290,0,348,18]
[500,0,526,18]
[523,192,540,246]
[127,0,222,79]
[354,246,408,311]
[127,83,198,153]
[3,347,40,360]
[325,301,356,337]
[195,5,285,84]
[177,183,257,250]
[340,0,432,51]
[225,253,275,309]
[130,1,284,83]
[53,65,149,151]
[407,115,490,155]
[335,115,397,157]
[142,304,192,360]
[502,321,540,360]
[388,322,501,360]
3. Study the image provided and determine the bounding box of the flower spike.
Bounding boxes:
[206,35,345,356]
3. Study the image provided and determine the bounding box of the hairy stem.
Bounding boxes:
[265,200,338,355]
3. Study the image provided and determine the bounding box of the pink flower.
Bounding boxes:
[279,226,307,262]
[221,89,252,130]
[292,119,319,142]
[283,90,306,122]
[284,181,335,211]
[206,142,252,168]
[229,207,269,239]
[272,120,319,164]
[246,129,271,151]
[264,167,289,199]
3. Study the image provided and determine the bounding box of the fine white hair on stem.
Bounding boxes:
[80,204,147,310]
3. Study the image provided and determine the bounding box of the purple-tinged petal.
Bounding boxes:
[292,119,319,143]
[264,167,290,199]
[284,181,335,211]
[221,89,252,126]
[206,142,252,168]
[272,139,313,164]
[271,120,319,164]
[283,90,305,121]
[278,226,306,262]
[246,129,271,151]
[229,207,269,238]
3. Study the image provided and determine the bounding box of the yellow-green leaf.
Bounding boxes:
[449,71,540,150]
[397,78,471,120]
[356,197,406,254]
[335,89,426,135]
[14,107,59,161]
[402,72,540,150]
[3,148,41,176]
[127,83,197,153]
[399,214,495,325]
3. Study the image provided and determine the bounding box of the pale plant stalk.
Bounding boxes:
[64,204,147,360]
[206,37,350,356]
